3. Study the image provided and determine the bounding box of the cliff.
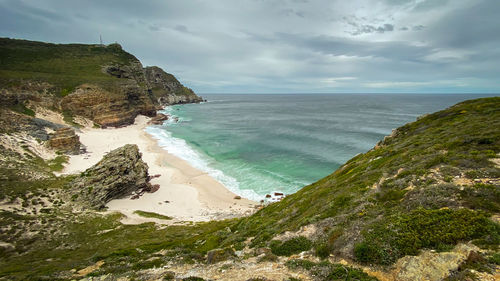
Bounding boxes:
[0,38,203,127]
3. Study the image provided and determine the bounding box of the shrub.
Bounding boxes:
[310,262,378,281]
[285,259,316,270]
[355,208,497,265]
[354,242,384,264]
[257,252,278,262]
[133,210,172,220]
[314,243,330,259]
[270,236,312,256]
[182,277,205,281]
[489,252,500,265]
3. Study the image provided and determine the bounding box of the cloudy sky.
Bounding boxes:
[1,0,499,93]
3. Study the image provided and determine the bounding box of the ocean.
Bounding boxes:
[145,93,494,201]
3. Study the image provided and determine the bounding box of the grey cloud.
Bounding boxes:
[413,0,449,11]
[173,25,189,33]
[149,25,162,32]
[349,23,395,35]
[412,25,425,31]
[0,0,498,93]
[280,7,306,18]
[343,16,395,35]
[424,0,500,49]
[275,32,431,63]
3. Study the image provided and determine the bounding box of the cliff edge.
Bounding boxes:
[0,38,203,128]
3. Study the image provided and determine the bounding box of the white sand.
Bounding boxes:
[61,115,257,224]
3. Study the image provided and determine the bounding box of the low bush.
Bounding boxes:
[285,259,317,270]
[355,208,497,265]
[270,236,312,256]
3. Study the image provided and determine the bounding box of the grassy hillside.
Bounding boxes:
[0,38,202,127]
[0,97,498,280]
[0,38,137,96]
[229,97,499,263]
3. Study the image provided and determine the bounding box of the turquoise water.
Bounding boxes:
[146,94,494,200]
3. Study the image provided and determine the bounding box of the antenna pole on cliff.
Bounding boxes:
[100,35,103,46]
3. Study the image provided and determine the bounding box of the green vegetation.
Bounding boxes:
[224,97,499,263]
[133,210,172,220]
[8,103,35,116]
[270,236,312,256]
[175,86,198,97]
[182,277,206,281]
[62,110,82,128]
[285,259,378,281]
[285,259,317,270]
[47,155,69,172]
[0,38,138,93]
[445,251,496,281]
[354,208,497,265]
[0,97,498,279]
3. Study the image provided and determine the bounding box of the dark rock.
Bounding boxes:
[47,127,81,154]
[148,113,169,125]
[70,144,152,209]
[274,192,284,196]
[265,194,272,198]
[144,66,203,105]
[206,248,235,264]
[254,247,272,256]
[149,184,160,193]
[234,196,242,200]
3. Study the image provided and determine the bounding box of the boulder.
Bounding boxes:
[206,248,236,264]
[148,113,169,125]
[70,144,152,209]
[47,127,81,154]
[391,243,479,281]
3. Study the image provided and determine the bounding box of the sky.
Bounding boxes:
[1,0,499,94]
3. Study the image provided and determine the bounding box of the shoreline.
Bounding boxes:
[61,115,257,224]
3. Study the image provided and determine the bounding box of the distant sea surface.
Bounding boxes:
[146,94,496,200]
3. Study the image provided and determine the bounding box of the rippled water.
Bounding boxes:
[146,94,493,200]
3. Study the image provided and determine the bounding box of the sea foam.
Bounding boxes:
[145,114,264,201]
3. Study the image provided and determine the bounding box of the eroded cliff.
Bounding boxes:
[0,38,203,128]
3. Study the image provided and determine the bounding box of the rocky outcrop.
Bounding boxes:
[144,66,203,105]
[390,244,479,281]
[148,113,169,125]
[60,65,202,127]
[1,38,203,129]
[206,248,236,264]
[0,108,64,140]
[46,127,81,154]
[70,144,152,209]
[60,84,156,128]
[144,66,183,95]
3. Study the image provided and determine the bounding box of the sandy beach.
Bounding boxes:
[61,115,257,224]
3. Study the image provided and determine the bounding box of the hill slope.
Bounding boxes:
[231,97,499,261]
[0,38,202,127]
[0,70,498,280]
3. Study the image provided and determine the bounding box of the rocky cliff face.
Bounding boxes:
[46,127,81,154]
[60,84,156,128]
[70,144,152,209]
[144,66,203,105]
[0,38,203,128]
